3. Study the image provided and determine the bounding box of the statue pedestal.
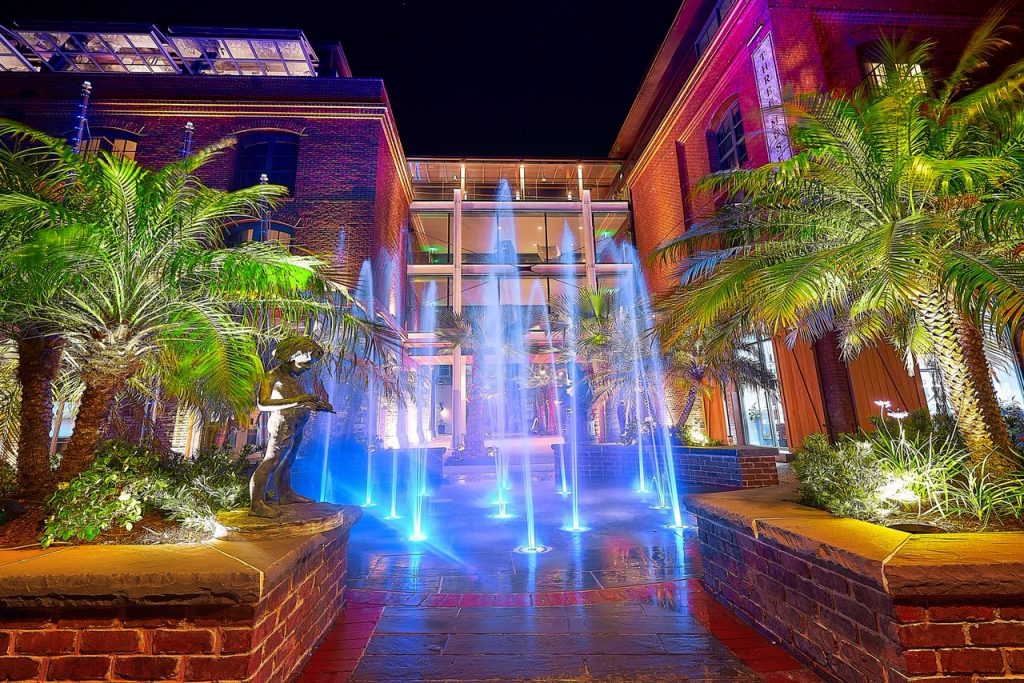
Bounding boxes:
[215,503,359,541]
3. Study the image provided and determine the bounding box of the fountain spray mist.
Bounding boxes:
[357,260,378,508]
[624,245,684,527]
[559,223,584,532]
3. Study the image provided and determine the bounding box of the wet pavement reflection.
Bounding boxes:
[299,477,821,682]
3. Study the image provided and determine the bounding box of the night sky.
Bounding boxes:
[5,0,683,158]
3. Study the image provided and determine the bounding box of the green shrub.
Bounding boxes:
[42,440,251,546]
[156,447,251,532]
[673,422,724,447]
[863,416,966,516]
[42,441,169,547]
[793,419,1024,529]
[941,460,1024,526]
[0,458,17,498]
[1001,402,1024,451]
[791,433,886,520]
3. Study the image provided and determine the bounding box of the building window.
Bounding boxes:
[735,334,787,449]
[234,132,299,193]
[858,40,925,92]
[863,60,924,90]
[712,104,748,171]
[695,0,737,58]
[83,128,139,160]
[224,220,294,246]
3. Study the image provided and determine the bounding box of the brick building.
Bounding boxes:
[612,0,1024,449]
[1,7,1022,457]
[0,25,412,450]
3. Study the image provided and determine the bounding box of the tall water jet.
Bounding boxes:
[559,223,584,532]
[490,179,542,551]
[533,285,569,497]
[625,244,685,528]
[356,260,378,508]
[318,368,337,502]
[408,281,439,540]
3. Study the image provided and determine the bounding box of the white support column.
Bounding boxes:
[581,189,598,288]
[451,189,466,446]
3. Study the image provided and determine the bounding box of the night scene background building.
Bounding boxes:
[1,0,1022,461]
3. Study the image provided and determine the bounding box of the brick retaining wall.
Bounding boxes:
[685,488,1024,682]
[553,443,779,490]
[0,506,361,682]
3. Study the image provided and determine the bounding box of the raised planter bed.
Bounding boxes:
[0,504,361,682]
[684,486,1024,682]
[552,442,779,490]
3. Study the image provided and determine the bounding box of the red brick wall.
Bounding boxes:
[694,509,906,682]
[0,528,351,682]
[690,499,1024,682]
[0,72,411,443]
[554,443,779,489]
[895,603,1024,679]
[0,73,410,289]
[625,0,1013,448]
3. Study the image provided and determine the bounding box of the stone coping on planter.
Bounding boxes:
[0,504,361,606]
[684,486,1024,598]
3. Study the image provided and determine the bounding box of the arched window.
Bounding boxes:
[711,103,748,172]
[224,220,294,246]
[83,128,139,160]
[233,132,299,193]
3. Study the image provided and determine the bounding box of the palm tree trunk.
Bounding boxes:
[813,331,858,440]
[917,294,1017,474]
[677,385,699,427]
[57,368,131,483]
[15,335,61,501]
[464,362,486,457]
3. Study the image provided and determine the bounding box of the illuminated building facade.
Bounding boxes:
[613,0,1024,449]
[1,4,1022,454]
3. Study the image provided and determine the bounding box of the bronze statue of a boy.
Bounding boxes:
[250,336,333,518]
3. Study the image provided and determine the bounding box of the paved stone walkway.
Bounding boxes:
[297,474,821,681]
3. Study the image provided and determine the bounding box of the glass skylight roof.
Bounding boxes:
[166,28,317,77]
[5,24,179,73]
[0,33,33,71]
[0,23,321,77]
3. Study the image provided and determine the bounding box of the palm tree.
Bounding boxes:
[435,307,535,455]
[435,311,486,455]
[666,330,777,429]
[0,124,370,485]
[0,341,20,464]
[0,121,92,498]
[656,14,1024,473]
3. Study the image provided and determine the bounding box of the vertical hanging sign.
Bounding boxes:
[751,32,792,162]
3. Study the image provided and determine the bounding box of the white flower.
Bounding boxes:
[889,411,909,420]
[874,400,892,408]
[117,492,131,501]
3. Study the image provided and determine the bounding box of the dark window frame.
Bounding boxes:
[711,103,748,172]
[233,132,300,194]
[83,127,140,160]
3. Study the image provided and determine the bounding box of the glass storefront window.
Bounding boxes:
[460,275,576,329]
[920,359,948,415]
[406,159,625,201]
[409,211,452,265]
[987,336,1024,407]
[922,333,1024,415]
[461,211,584,265]
[593,212,634,264]
[546,213,586,265]
[224,220,293,246]
[407,276,452,332]
[737,336,788,449]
